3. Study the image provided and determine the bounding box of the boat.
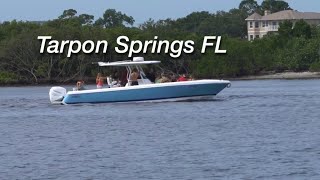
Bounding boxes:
[49,57,231,104]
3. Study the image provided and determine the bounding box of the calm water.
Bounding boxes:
[0,80,320,180]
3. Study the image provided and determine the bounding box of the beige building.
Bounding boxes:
[245,10,320,41]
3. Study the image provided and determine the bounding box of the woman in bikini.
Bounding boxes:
[96,73,107,89]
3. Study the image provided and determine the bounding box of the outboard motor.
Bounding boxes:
[49,86,67,104]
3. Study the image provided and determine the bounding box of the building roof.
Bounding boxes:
[245,10,320,21]
[245,12,262,20]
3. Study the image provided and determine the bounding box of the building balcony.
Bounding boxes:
[248,26,279,32]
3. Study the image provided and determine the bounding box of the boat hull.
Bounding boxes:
[62,80,230,104]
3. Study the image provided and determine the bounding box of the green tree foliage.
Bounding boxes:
[94,9,135,28]
[0,71,17,84]
[59,9,78,19]
[293,20,312,38]
[310,61,320,72]
[239,0,291,15]
[239,0,260,15]
[279,20,312,39]
[171,9,247,38]
[261,0,291,13]
[278,20,293,37]
[78,14,95,25]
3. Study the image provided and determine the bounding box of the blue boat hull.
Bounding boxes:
[62,81,229,104]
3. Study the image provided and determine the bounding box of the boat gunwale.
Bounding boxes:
[66,79,231,95]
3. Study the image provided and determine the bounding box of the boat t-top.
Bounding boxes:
[49,57,231,104]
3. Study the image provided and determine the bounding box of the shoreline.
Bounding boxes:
[1,72,320,87]
[231,71,320,80]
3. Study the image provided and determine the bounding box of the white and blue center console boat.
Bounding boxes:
[49,57,231,104]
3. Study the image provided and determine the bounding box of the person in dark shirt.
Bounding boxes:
[145,68,156,83]
[75,80,85,90]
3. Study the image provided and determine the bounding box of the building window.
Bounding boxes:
[249,22,253,28]
[262,21,268,27]
[255,35,260,39]
[272,21,278,29]
[255,22,259,28]
[250,35,254,40]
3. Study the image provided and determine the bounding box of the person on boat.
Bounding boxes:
[129,68,140,86]
[145,68,156,83]
[119,70,128,87]
[159,73,171,83]
[155,72,162,83]
[170,73,177,82]
[75,80,85,91]
[177,74,188,82]
[188,74,195,81]
[109,74,121,87]
[96,73,107,89]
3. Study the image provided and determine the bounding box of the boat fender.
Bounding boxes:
[49,86,67,104]
[227,83,231,88]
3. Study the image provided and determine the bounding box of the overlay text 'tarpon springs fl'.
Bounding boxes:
[38,35,227,58]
